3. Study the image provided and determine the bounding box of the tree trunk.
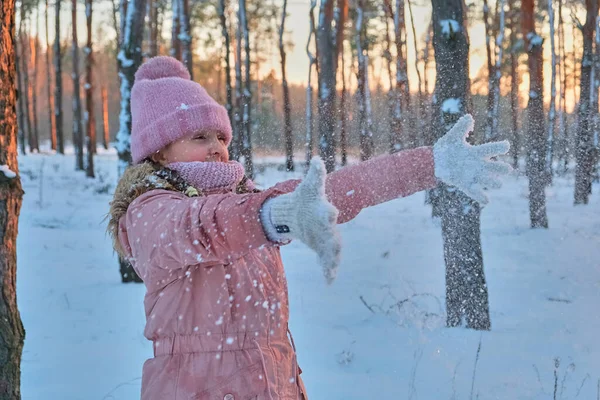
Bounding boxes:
[15,38,26,155]
[170,0,181,60]
[339,38,348,167]
[407,0,423,145]
[557,0,568,174]
[509,0,520,169]
[305,0,318,170]
[574,0,597,204]
[279,0,294,171]
[19,20,33,154]
[101,86,109,149]
[317,0,337,172]
[546,0,557,180]
[522,0,549,227]
[149,0,158,57]
[383,0,396,153]
[233,2,243,162]
[179,0,192,77]
[240,0,253,178]
[355,0,373,161]
[117,0,147,283]
[483,0,495,142]
[491,0,505,142]
[85,0,95,177]
[391,0,405,151]
[72,0,84,171]
[0,0,26,395]
[218,0,235,157]
[45,0,56,151]
[54,0,64,154]
[431,0,491,331]
[31,10,40,152]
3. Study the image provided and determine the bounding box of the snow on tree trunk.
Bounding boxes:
[101,86,109,150]
[117,0,146,283]
[523,0,549,228]
[508,0,520,169]
[279,0,294,172]
[431,0,491,330]
[72,0,84,171]
[170,0,181,60]
[85,0,95,178]
[545,0,557,181]
[305,0,317,170]
[574,0,597,205]
[218,0,235,158]
[179,0,192,78]
[355,0,373,161]
[491,0,505,142]
[45,0,57,151]
[0,0,26,394]
[54,0,65,154]
[240,0,253,178]
[317,0,337,173]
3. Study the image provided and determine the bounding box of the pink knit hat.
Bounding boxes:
[130,56,232,164]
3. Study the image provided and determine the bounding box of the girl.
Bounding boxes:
[108,56,510,400]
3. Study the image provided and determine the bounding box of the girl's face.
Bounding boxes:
[152,130,230,165]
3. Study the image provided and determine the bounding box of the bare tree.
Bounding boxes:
[491,0,505,141]
[240,0,253,177]
[31,9,40,152]
[218,0,235,156]
[170,0,181,59]
[339,36,348,167]
[522,0,548,227]
[85,0,95,177]
[557,0,568,173]
[574,0,597,204]
[72,0,84,171]
[117,0,147,283]
[431,0,491,330]
[391,0,406,151]
[483,0,495,141]
[508,0,520,169]
[179,0,192,77]
[355,0,374,161]
[148,0,159,57]
[19,17,33,154]
[279,0,294,171]
[45,0,56,151]
[15,33,26,155]
[0,0,26,395]
[305,0,318,170]
[54,0,65,154]
[546,0,557,180]
[101,85,109,150]
[407,0,424,141]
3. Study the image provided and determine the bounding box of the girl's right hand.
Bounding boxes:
[261,157,341,284]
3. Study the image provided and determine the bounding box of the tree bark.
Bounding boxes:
[117,0,147,283]
[15,38,26,156]
[85,0,95,177]
[431,0,491,331]
[54,0,64,154]
[72,0,84,171]
[491,0,505,142]
[0,0,26,395]
[19,19,33,154]
[557,0,568,174]
[218,0,235,158]
[546,0,557,179]
[522,0,549,227]
[305,0,318,170]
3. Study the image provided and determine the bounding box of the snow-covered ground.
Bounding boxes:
[17,151,600,399]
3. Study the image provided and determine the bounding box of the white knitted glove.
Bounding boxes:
[261,157,341,284]
[433,114,512,205]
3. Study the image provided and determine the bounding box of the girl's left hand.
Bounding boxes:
[433,114,513,205]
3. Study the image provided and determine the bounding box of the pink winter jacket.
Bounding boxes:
[117,147,436,400]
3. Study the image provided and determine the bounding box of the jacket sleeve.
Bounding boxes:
[273,147,437,225]
[119,186,288,271]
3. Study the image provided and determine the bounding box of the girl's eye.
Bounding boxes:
[195,136,206,140]
[218,137,226,142]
